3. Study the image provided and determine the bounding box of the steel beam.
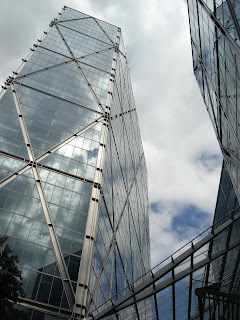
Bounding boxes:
[86,153,144,313]
[57,17,92,24]
[0,117,103,188]
[36,116,103,163]
[11,83,76,310]
[16,58,75,80]
[18,297,72,318]
[55,24,105,113]
[57,21,113,47]
[14,81,102,115]
[32,165,76,309]
[95,239,240,319]
[94,17,115,46]
[77,46,115,61]
[226,0,240,41]
[187,251,194,319]
[73,30,120,319]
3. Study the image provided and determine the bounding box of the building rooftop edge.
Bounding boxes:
[63,5,121,31]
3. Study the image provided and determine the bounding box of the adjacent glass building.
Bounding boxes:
[0,6,150,319]
[187,0,240,200]
[187,0,240,318]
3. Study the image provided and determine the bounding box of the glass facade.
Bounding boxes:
[187,0,240,199]
[187,0,240,318]
[213,161,239,229]
[0,6,150,320]
[204,161,240,319]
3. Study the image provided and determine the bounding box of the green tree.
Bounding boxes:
[0,236,25,319]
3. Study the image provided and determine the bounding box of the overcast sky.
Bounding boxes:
[0,0,222,267]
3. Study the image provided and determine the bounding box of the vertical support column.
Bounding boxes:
[11,78,76,309]
[213,0,223,144]
[171,257,176,320]
[11,85,33,161]
[188,244,194,319]
[31,166,75,308]
[74,29,121,319]
[226,0,240,41]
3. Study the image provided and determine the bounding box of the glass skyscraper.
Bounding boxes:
[0,6,150,320]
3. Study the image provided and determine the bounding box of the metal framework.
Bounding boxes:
[195,284,240,319]
[91,207,240,319]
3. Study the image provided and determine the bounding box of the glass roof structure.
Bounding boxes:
[91,201,240,319]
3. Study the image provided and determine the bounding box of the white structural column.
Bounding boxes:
[74,29,121,319]
[10,83,76,309]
